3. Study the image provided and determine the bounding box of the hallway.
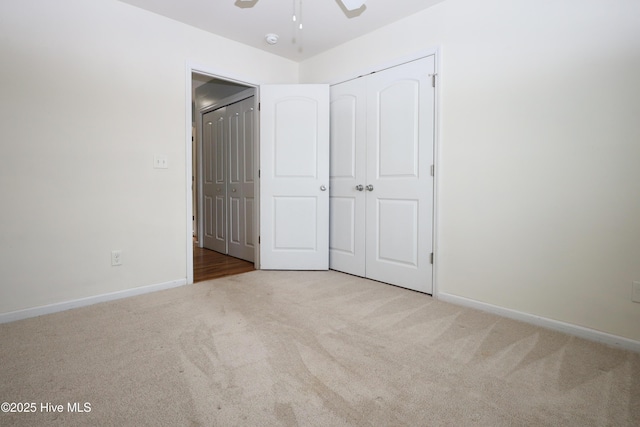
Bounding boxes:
[193,244,254,282]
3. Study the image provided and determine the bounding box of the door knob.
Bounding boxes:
[366,185,374,191]
[320,185,327,191]
[232,188,237,192]
[355,185,364,191]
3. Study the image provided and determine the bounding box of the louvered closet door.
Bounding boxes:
[329,55,435,294]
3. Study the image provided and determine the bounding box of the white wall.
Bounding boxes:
[0,0,297,314]
[301,0,640,341]
[2,0,638,344]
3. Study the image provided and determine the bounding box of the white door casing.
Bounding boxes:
[260,85,330,270]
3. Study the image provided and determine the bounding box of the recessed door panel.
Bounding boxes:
[376,199,418,267]
[377,81,420,178]
[215,195,225,240]
[330,96,357,179]
[275,98,318,178]
[229,196,240,245]
[245,198,255,248]
[204,195,213,238]
[243,108,255,183]
[204,121,214,185]
[229,112,240,184]
[329,197,356,255]
[273,197,317,250]
[215,117,225,184]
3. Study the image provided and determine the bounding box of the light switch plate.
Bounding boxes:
[153,155,168,169]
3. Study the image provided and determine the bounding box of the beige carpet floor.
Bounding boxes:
[1,270,639,426]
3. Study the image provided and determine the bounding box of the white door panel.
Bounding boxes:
[228,97,255,262]
[245,198,255,247]
[273,196,318,249]
[365,57,434,293]
[202,108,227,254]
[329,197,356,253]
[204,196,213,239]
[242,105,256,260]
[260,85,329,270]
[229,196,241,245]
[377,81,420,177]
[377,199,419,266]
[329,79,367,276]
[274,99,320,177]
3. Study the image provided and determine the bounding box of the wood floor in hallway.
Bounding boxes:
[193,244,254,282]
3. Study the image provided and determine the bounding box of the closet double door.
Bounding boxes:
[202,96,256,263]
[329,56,435,294]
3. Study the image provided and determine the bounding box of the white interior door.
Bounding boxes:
[227,97,256,262]
[365,56,435,293]
[260,85,330,270]
[328,56,435,294]
[202,107,227,253]
[329,78,367,276]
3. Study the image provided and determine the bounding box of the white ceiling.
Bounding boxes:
[117,0,446,61]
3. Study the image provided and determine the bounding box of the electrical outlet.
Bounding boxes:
[111,250,122,266]
[153,155,168,169]
[632,281,640,303]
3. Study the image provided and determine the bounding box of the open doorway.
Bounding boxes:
[191,72,257,282]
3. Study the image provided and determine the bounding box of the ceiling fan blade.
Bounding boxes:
[339,0,366,11]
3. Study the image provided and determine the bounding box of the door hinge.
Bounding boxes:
[430,253,434,264]
[258,236,261,244]
[258,169,261,178]
[429,73,437,88]
[430,164,435,176]
[258,102,261,111]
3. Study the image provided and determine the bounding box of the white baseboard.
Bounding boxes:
[0,279,188,324]
[437,292,640,353]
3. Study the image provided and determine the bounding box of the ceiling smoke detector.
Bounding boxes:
[264,33,279,45]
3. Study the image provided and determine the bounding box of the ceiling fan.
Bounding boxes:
[237,0,367,12]
[237,0,368,47]
[338,0,367,11]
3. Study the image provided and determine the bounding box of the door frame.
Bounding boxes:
[327,47,441,296]
[185,50,441,290]
[185,63,261,284]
